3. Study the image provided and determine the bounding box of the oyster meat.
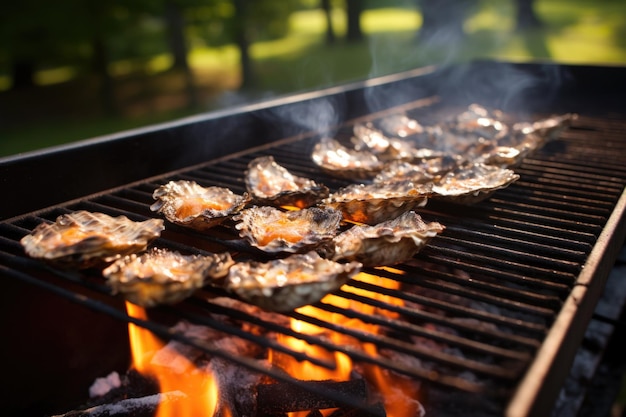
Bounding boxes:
[351,123,420,162]
[311,138,384,180]
[225,251,362,312]
[322,180,431,225]
[331,211,445,267]
[20,211,164,268]
[432,163,520,204]
[103,248,234,307]
[245,155,329,208]
[234,206,342,254]
[151,180,250,231]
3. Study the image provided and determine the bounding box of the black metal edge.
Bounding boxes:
[506,188,626,417]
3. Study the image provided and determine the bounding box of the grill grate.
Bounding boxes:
[2,95,626,416]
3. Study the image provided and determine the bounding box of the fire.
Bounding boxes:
[126,302,224,417]
[270,269,421,417]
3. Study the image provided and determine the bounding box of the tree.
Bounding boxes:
[416,0,474,45]
[345,0,364,42]
[321,0,336,44]
[515,0,542,31]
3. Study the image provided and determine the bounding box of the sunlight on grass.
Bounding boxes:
[35,66,78,86]
[362,8,421,33]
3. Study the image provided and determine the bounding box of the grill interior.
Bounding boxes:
[2,61,626,417]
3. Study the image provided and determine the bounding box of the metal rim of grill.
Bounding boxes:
[1,61,626,417]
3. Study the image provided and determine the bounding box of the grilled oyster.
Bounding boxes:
[448,104,509,141]
[151,180,250,231]
[432,163,520,204]
[234,206,342,254]
[20,211,164,268]
[322,180,431,225]
[331,211,444,267]
[103,248,234,307]
[311,138,384,180]
[373,157,462,185]
[351,123,420,162]
[245,156,329,208]
[225,251,362,312]
[377,113,425,138]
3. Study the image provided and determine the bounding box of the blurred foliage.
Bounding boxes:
[0,0,625,157]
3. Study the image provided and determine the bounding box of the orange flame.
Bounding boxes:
[270,270,421,417]
[126,302,223,417]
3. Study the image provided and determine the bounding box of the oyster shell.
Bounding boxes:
[234,206,342,254]
[151,180,250,231]
[373,157,462,185]
[322,180,431,225]
[432,163,520,204]
[311,138,384,180]
[225,251,362,312]
[377,113,425,138]
[20,211,164,268]
[331,211,445,267]
[351,123,420,162]
[103,248,234,307]
[245,155,329,208]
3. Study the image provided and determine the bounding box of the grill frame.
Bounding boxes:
[2,60,626,417]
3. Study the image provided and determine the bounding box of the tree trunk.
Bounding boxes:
[164,0,198,108]
[321,0,336,45]
[515,0,542,31]
[233,0,254,90]
[10,59,36,90]
[345,0,363,42]
[417,0,472,45]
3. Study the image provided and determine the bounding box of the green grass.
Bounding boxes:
[1,0,625,158]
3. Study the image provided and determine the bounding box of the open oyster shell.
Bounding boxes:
[351,123,421,162]
[245,155,329,208]
[311,138,384,180]
[103,248,234,307]
[151,180,250,231]
[432,163,520,204]
[331,211,445,267]
[20,211,164,268]
[322,180,431,225]
[225,251,362,312]
[377,113,425,138]
[234,206,342,254]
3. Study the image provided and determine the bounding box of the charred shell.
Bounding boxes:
[311,138,384,180]
[151,180,250,231]
[20,211,164,268]
[245,155,329,208]
[103,248,234,307]
[432,163,520,204]
[225,251,362,312]
[322,181,431,225]
[234,206,342,254]
[331,211,445,267]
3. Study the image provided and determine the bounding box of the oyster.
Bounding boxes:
[373,157,462,185]
[351,123,420,162]
[311,138,384,180]
[234,206,342,254]
[151,180,250,231]
[377,113,425,138]
[245,155,329,208]
[20,211,164,268]
[103,248,234,307]
[432,163,520,204]
[448,104,509,141]
[225,251,362,312]
[322,180,431,225]
[331,211,444,267]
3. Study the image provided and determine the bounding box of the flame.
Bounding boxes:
[126,302,223,417]
[270,270,420,417]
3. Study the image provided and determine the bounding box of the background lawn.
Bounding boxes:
[1,0,625,158]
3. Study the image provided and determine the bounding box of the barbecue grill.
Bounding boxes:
[2,60,626,417]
